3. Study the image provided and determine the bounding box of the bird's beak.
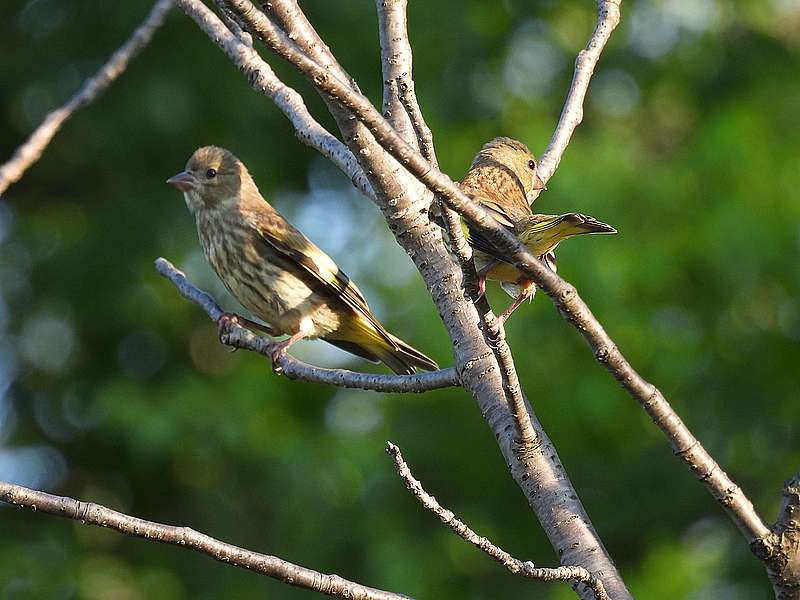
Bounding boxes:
[166,170,197,192]
[532,173,547,191]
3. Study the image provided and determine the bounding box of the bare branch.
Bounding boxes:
[183,4,632,596]
[376,0,418,145]
[535,0,622,190]
[395,75,437,168]
[0,0,174,197]
[177,0,374,200]
[386,443,608,600]
[760,474,800,599]
[155,258,459,393]
[0,481,410,600]
[214,0,769,550]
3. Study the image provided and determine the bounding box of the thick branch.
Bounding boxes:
[386,443,608,600]
[0,481,410,600]
[216,0,768,551]
[182,4,632,597]
[177,0,374,200]
[535,0,622,190]
[0,0,174,197]
[155,258,459,393]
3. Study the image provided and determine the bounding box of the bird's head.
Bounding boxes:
[471,137,546,199]
[167,146,256,214]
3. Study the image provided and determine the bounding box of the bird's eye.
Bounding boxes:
[527,159,536,170]
[206,168,217,179]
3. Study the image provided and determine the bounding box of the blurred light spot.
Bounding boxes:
[0,341,18,442]
[188,324,239,376]
[79,556,140,600]
[0,444,67,489]
[502,20,564,100]
[325,391,383,434]
[774,0,800,14]
[19,313,78,374]
[33,391,76,442]
[16,0,68,40]
[117,329,167,380]
[62,386,101,431]
[470,62,505,112]
[591,69,641,117]
[0,203,13,243]
[20,83,56,129]
[651,306,703,345]
[629,0,720,59]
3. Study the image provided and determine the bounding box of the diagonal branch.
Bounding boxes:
[535,0,622,192]
[0,481,410,600]
[180,4,632,598]
[386,443,608,600]
[155,258,459,393]
[0,0,174,197]
[180,0,374,200]
[215,0,769,553]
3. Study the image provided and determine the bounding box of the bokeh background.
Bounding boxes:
[1,1,799,598]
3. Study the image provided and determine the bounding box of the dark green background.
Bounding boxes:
[1,1,798,598]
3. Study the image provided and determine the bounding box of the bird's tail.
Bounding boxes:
[371,333,439,375]
[520,213,616,255]
[324,332,438,375]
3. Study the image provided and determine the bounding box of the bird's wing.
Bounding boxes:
[462,193,524,264]
[249,212,401,349]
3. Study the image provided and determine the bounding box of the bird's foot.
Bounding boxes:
[217,312,242,347]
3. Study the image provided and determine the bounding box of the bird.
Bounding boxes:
[456,137,617,322]
[166,145,438,375]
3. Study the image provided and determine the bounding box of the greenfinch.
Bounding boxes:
[458,137,616,322]
[167,146,438,374]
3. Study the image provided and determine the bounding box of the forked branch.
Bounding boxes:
[386,443,608,600]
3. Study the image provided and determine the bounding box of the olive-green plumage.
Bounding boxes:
[459,137,616,320]
[167,146,437,375]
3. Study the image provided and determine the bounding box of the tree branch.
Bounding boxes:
[535,0,622,192]
[155,258,459,393]
[180,4,633,597]
[376,0,418,146]
[761,473,800,599]
[0,0,174,197]
[213,0,769,554]
[178,0,374,201]
[386,443,608,600]
[0,481,410,600]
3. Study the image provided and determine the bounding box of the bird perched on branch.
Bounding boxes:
[457,137,617,322]
[167,146,438,375]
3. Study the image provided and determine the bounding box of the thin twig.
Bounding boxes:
[386,442,608,600]
[216,0,769,548]
[0,0,174,197]
[535,0,622,193]
[0,481,410,600]
[177,0,374,200]
[155,258,459,393]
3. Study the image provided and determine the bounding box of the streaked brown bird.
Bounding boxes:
[167,146,438,374]
[458,137,616,322]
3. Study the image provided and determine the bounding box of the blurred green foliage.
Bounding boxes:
[1,1,799,598]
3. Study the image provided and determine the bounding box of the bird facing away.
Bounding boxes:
[166,146,438,375]
[458,137,617,322]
